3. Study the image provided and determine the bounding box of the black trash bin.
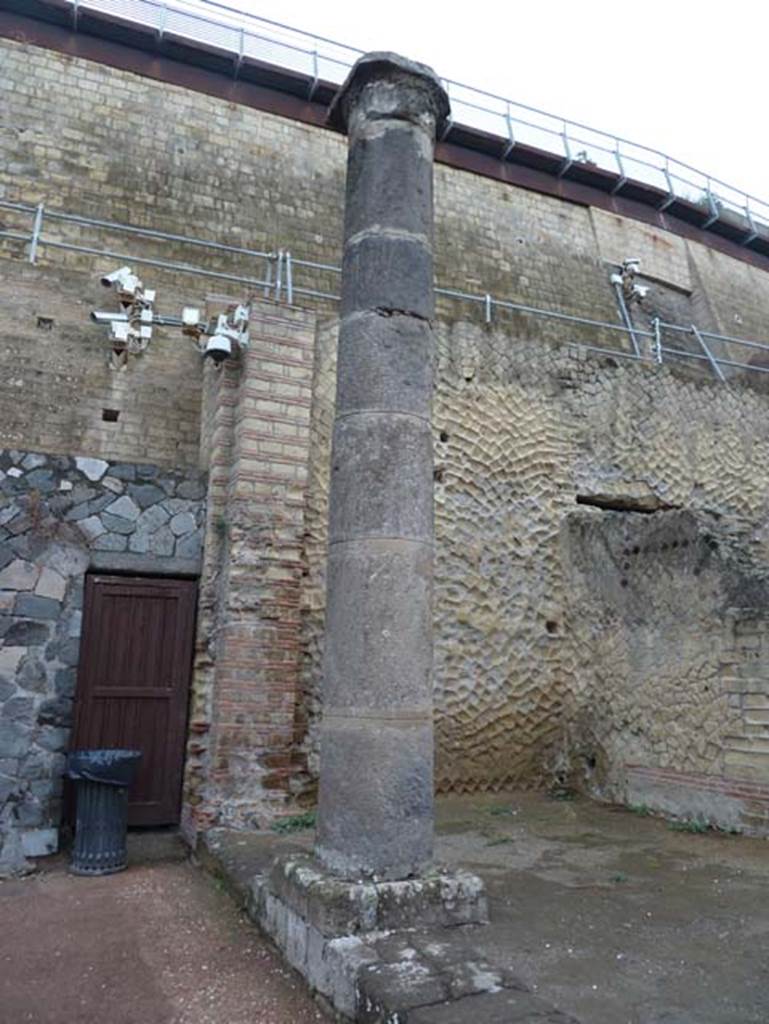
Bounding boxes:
[66,749,142,876]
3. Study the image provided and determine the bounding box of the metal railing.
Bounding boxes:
[3,197,769,383]
[32,0,769,245]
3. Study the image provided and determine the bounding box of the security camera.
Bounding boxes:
[203,334,232,363]
[100,266,135,289]
[622,258,641,274]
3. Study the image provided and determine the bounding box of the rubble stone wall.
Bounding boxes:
[0,448,205,875]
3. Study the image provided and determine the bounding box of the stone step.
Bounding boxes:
[355,928,580,1024]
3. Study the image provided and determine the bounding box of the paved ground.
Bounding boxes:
[435,792,769,1024]
[0,835,324,1024]
[206,792,769,1023]
[5,794,769,1024]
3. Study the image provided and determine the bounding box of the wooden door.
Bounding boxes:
[71,574,197,826]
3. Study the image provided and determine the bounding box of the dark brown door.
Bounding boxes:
[71,574,197,826]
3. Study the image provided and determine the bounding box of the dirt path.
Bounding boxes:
[0,857,325,1024]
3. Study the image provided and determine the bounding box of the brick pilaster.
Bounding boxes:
[184,300,316,834]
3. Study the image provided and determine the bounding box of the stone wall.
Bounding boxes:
[4,33,769,839]
[0,261,202,469]
[300,316,769,832]
[563,509,769,832]
[0,448,205,875]
[4,36,769,357]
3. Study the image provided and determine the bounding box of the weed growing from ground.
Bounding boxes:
[271,810,316,834]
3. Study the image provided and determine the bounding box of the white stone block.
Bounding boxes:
[21,828,59,858]
[75,457,109,482]
[0,559,40,591]
[35,567,67,602]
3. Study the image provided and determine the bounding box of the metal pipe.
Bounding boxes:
[657,321,769,354]
[274,249,283,301]
[437,288,655,337]
[611,281,642,356]
[574,344,642,361]
[44,208,273,260]
[290,257,342,274]
[0,199,37,214]
[652,316,663,364]
[263,255,273,298]
[659,346,710,363]
[40,238,272,289]
[291,285,340,301]
[0,229,35,244]
[707,355,769,376]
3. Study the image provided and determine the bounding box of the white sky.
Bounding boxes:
[186,0,768,207]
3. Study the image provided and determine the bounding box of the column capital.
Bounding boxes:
[328,51,450,136]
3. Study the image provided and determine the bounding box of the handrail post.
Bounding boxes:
[659,159,676,212]
[652,316,663,364]
[702,180,721,229]
[558,122,573,177]
[29,203,44,265]
[743,200,759,246]
[263,254,274,298]
[274,249,283,301]
[502,102,515,160]
[691,323,726,383]
[611,144,627,195]
[308,49,319,100]
[286,251,293,305]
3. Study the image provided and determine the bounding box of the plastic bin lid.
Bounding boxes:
[66,748,143,786]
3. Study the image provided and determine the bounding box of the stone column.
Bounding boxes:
[316,54,449,880]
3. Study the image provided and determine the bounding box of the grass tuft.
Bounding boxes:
[271,810,316,834]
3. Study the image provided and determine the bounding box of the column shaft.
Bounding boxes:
[317,54,449,879]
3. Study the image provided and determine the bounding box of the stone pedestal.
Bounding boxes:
[253,853,488,1019]
[317,53,449,881]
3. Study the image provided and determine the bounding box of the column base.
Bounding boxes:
[251,853,489,1019]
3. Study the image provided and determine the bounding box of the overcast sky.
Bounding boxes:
[185,0,768,210]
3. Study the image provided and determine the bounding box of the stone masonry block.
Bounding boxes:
[340,234,435,320]
[344,123,433,241]
[323,538,432,710]
[336,311,433,418]
[328,413,432,544]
